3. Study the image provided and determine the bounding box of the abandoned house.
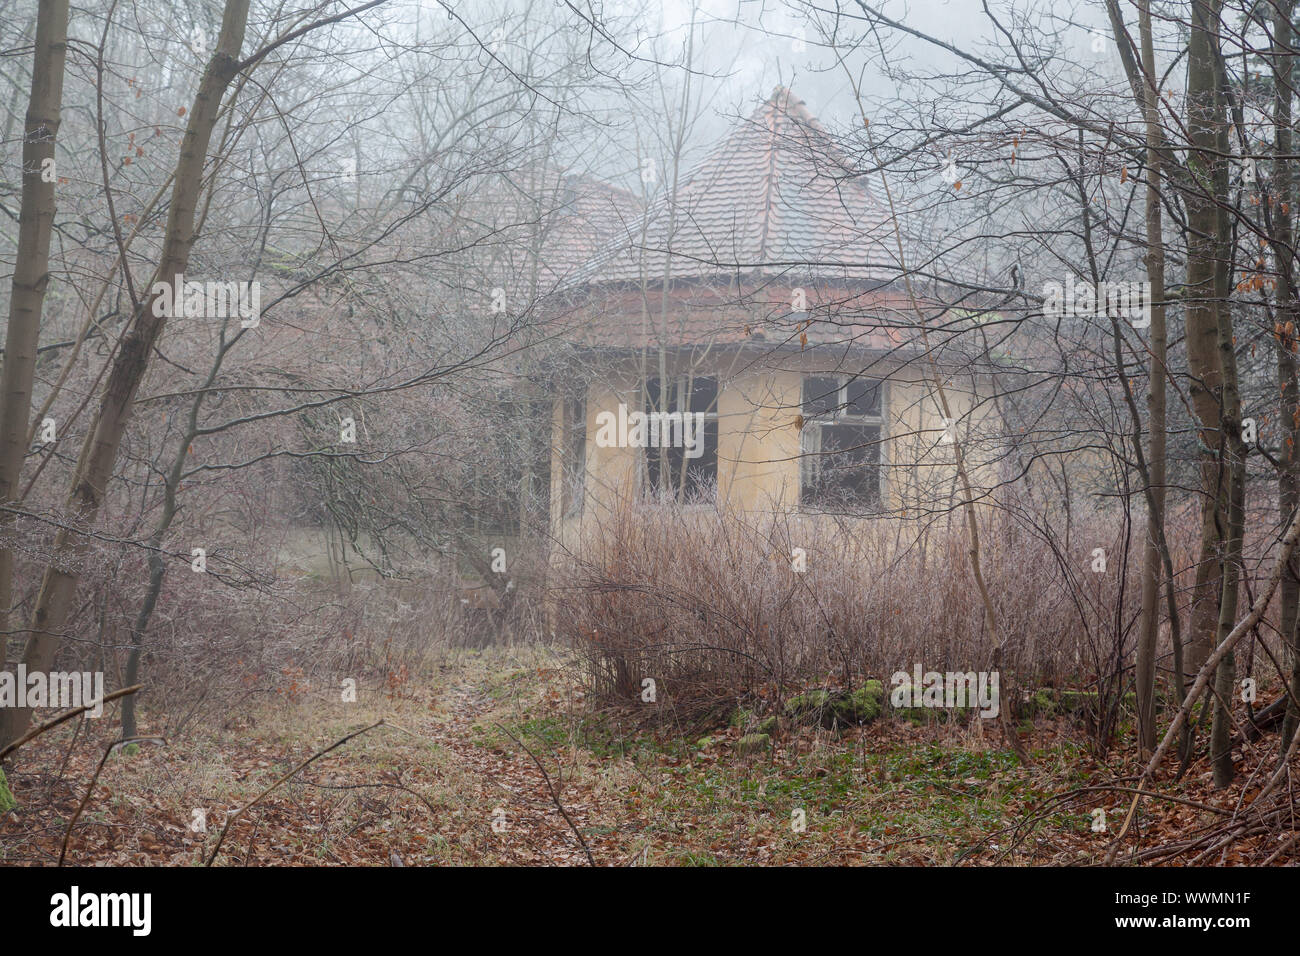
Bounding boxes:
[544,87,1008,542]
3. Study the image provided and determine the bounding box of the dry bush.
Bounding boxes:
[551,499,1197,726]
[1,531,466,743]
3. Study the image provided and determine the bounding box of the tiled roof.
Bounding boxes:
[452,167,641,300]
[540,89,957,353]
[537,173,642,287]
[572,87,900,286]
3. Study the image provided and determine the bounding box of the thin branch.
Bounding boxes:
[205,719,383,865]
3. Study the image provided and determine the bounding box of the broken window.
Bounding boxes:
[800,375,883,509]
[645,375,718,500]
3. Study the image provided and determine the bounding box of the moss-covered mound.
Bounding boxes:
[786,682,885,728]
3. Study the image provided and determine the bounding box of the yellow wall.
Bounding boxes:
[550,352,1003,549]
[717,368,801,513]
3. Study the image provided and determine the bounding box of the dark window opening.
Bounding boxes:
[562,394,586,517]
[800,376,883,509]
[645,375,718,500]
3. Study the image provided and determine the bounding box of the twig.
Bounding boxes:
[498,723,597,866]
[1107,499,1300,863]
[59,735,165,865]
[53,715,85,788]
[0,685,142,762]
[1263,830,1298,865]
[205,719,383,866]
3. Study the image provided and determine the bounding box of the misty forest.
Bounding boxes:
[2,0,1299,869]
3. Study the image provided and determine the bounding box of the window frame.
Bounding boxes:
[799,375,887,511]
[643,374,719,503]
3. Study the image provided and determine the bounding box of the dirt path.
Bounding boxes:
[412,677,600,866]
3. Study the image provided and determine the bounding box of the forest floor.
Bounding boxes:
[0,644,1291,866]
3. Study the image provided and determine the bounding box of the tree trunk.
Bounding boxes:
[1133,0,1169,756]
[1182,0,1228,681]
[1210,405,1245,787]
[0,0,251,750]
[1209,55,1242,787]
[0,0,71,641]
[1273,0,1300,754]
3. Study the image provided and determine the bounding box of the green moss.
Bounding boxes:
[1020,688,1060,718]
[736,733,771,756]
[0,767,15,813]
[888,683,996,724]
[785,690,832,720]
[1058,691,1095,712]
[1054,690,1136,717]
[888,684,928,723]
[786,683,885,728]
[754,715,779,736]
[832,681,884,724]
[895,705,937,724]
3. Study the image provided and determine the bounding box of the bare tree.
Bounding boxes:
[0,0,70,639]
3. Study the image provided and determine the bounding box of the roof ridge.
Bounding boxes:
[755,92,781,266]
